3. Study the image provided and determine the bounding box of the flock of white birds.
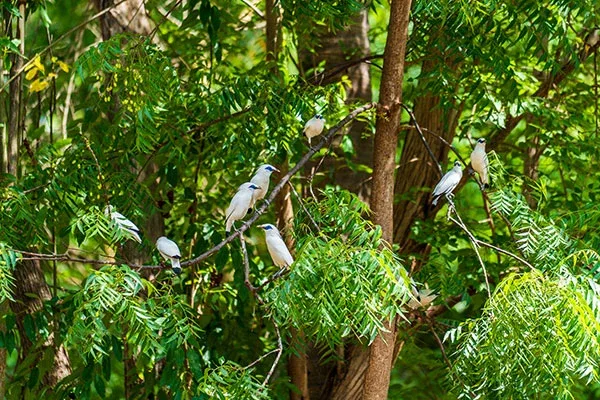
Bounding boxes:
[105,113,489,277]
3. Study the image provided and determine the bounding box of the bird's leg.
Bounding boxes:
[271,266,290,280]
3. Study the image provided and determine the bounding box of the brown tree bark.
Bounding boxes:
[301,10,373,202]
[7,0,25,177]
[296,10,375,399]
[363,1,413,399]
[94,0,155,40]
[392,87,461,254]
[10,260,72,386]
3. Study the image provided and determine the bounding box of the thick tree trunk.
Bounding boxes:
[94,0,155,40]
[363,1,413,399]
[301,10,373,202]
[10,260,72,386]
[392,88,461,254]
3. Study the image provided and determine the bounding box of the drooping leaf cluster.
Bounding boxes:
[265,188,411,347]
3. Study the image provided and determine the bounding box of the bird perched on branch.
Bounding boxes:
[432,161,463,206]
[585,28,600,55]
[249,164,279,212]
[470,138,489,188]
[303,114,325,146]
[105,205,142,243]
[258,224,294,268]
[156,236,182,275]
[226,182,261,234]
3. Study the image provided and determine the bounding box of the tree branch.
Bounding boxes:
[10,103,377,272]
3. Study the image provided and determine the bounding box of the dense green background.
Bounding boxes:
[2,0,600,398]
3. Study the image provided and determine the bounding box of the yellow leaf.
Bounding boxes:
[57,61,70,73]
[30,79,49,92]
[25,68,38,81]
[47,73,57,80]
[51,56,57,63]
[26,55,45,74]
[34,56,45,73]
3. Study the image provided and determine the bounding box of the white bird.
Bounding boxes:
[156,236,182,275]
[406,286,437,310]
[585,28,600,53]
[249,164,279,212]
[470,138,489,187]
[431,161,463,206]
[225,182,261,234]
[303,114,325,146]
[105,205,142,243]
[258,224,294,267]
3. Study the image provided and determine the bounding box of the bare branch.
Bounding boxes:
[239,233,258,295]
[262,317,283,387]
[448,208,491,296]
[288,182,320,232]
[400,103,443,178]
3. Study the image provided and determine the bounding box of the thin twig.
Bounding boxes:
[400,104,443,177]
[244,349,279,370]
[148,0,184,39]
[256,267,290,290]
[288,181,320,232]
[449,208,491,296]
[186,107,252,135]
[402,125,468,167]
[239,233,258,295]
[306,54,384,86]
[262,317,283,387]
[429,324,453,371]
[240,0,265,19]
[83,136,110,206]
[428,323,477,399]
[471,238,534,270]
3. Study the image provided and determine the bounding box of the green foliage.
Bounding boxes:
[198,362,271,400]
[266,189,411,347]
[0,243,18,302]
[450,271,600,399]
[491,181,574,269]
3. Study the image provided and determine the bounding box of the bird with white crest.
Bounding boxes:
[303,114,325,146]
[225,182,261,234]
[258,224,294,268]
[105,205,142,243]
[249,164,279,212]
[156,236,182,275]
[431,161,463,206]
[470,138,489,188]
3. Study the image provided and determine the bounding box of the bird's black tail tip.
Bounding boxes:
[172,267,182,275]
[247,208,253,214]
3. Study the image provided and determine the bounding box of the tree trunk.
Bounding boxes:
[392,87,461,254]
[94,0,156,40]
[7,0,25,177]
[363,1,413,399]
[10,260,72,386]
[301,10,373,202]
